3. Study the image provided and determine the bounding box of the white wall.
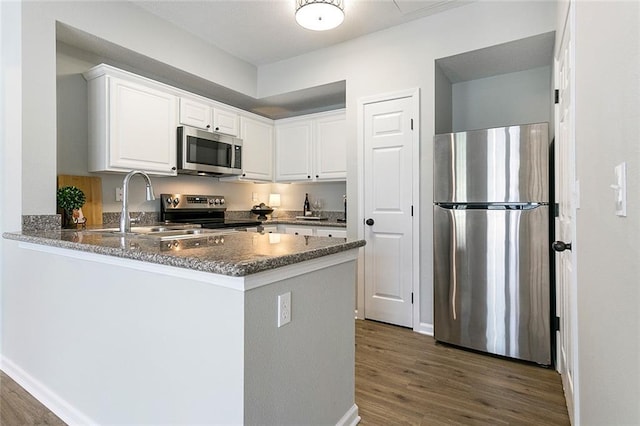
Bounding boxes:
[258,1,556,328]
[452,66,552,132]
[0,0,24,355]
[574,1,640,424]
[2,242,246,424]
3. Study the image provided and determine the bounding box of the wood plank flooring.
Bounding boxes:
[1,319,569,425]
[0,371,65,426]
[356,320,570,425]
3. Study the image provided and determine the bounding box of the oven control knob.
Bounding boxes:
[214,198,220,205]
[172,198,180,206]
[166,197,173,205]
[220,198,225,205]
[208,199,214,205]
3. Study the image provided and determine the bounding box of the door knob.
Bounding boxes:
[365,218,374,226]
[552,241,572,252]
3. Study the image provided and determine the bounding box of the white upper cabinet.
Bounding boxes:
[179,97,212,130]
[222,116,274,182]
[84,64,344,182]
[84,65,178,176]
[275,120,313,182]
[275,110,346,182]
[213,107,239,136]
[239,116,273,181]
[179,97,239,136]
[314,113,347,181]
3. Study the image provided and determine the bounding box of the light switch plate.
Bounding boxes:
[613,162,627,217]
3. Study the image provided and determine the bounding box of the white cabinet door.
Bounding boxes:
[179,99,238,136]
[314,113,347,181]
[240,117,273,181]
[316,228,347,238]
[87,73,178,176]
[284,226,314,236]
[179,97,212,130]
[274,110,346,183]
[213,107,239,136]
[275,121,313,182]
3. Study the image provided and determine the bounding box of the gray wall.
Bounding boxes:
[434,63,452,134]
[452,66,552,131]
[245,261,356,424]
[574,1,640,424]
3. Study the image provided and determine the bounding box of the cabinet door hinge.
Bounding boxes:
[553,316,560,332]
[554,89,560,104]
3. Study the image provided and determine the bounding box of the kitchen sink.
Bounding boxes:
[144,228,239,241]
[86,224,238,240]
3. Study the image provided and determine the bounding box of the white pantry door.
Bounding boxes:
[554,4,579,425]
[362,94,416,328]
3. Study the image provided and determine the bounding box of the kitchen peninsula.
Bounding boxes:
[2,229,364,425]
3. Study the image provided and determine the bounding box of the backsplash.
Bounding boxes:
[22,215,61,231]
[21,210,345,232]
[102,211,160,226]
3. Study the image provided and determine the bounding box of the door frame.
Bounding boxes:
[554,2,580,424]
[356,88,420,330]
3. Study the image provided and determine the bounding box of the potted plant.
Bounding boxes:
[57,186,86,228]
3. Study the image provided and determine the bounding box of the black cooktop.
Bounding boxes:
[160,193,262,229]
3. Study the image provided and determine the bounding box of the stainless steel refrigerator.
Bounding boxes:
[433,123,551,365]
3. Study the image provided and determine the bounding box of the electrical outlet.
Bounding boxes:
[278,292,291,327]
[252,192,259,202]
[115,187,123,202]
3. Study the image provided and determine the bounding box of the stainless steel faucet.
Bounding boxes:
[119,170,156,233]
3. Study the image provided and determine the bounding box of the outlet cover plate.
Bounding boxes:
[278,292,291,327]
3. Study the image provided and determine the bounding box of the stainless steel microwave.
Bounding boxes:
[177,126,243,176]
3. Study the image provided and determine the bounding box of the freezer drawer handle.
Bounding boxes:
[552,241,572,252]
[365,218,374,226]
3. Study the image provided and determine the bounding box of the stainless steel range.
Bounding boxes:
[160,193,261,229]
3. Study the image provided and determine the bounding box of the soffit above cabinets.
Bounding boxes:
[57,23,345,120]
[436,31,556,83]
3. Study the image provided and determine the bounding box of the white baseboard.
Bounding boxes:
[0,355,96,425]
[336,404,361,426]
[415,321,434,336]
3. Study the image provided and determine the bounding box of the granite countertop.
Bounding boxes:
[3,227,364,277]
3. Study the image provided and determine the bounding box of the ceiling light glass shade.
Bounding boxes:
[295,0,344,31]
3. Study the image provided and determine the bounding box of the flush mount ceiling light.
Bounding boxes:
[295,0,345,31]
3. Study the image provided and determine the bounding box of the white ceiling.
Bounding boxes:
[131,0,473,66]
